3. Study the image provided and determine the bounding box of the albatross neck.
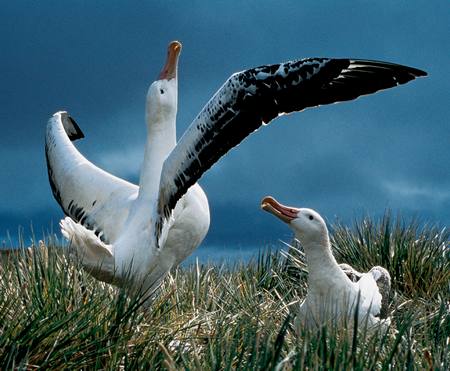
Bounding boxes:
[138,110,177,200]
[300,235,349,288]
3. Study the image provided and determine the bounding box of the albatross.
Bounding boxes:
[45,40,425,297]
[261,196,391,329]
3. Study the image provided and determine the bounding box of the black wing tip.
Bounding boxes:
[408,67,427,77]
[348,59,427,79]
[53,111,85,141]
[67,116,85,141]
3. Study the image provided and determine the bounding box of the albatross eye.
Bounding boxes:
[308,215,314,220]
[160,89,165,94]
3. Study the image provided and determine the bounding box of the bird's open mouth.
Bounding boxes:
[260,196,299,223]
[159,41,182,80]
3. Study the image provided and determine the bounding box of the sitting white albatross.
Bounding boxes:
[45,40,425,296]
[261,196,391,329]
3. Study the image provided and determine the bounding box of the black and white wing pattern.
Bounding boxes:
[45,111,138,243]
[157,58,426,227]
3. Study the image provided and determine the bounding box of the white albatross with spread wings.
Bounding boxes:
[45,40,425,297]
[261,196,391,329]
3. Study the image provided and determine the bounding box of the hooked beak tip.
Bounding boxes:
[260,195,299,223]
[158,41,182,80]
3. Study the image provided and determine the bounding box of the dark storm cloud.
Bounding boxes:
[1,1,449,246]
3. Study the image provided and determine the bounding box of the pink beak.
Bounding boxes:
[158,41,182,80]
[261,196,300,223]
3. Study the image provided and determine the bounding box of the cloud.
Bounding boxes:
[382,180,450,204]
[1,0,449,246]
[96,146,142,181]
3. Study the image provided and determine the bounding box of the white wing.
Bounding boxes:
[45,111,138,244]
[357,273,382,318]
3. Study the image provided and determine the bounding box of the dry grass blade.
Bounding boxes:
[0,214,448,369]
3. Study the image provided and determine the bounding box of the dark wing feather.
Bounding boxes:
[157,58,426,237]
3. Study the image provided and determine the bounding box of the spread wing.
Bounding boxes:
[45,111,138,244]
[156,58,426,236]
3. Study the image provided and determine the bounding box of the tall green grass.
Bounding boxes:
[0,215,448,369]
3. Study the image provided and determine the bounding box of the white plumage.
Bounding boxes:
[45,41,424,299]
[261,196,390,329]
[46,42,210,297]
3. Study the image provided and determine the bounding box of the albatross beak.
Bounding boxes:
[158,40,182,80]
[261,196,300,223]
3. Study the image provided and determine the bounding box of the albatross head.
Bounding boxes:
[261,196,328,245]
[146,41,182,124]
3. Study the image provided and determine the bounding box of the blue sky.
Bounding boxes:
[1,1,449,248]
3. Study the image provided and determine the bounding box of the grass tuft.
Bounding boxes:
[0,214,448,369]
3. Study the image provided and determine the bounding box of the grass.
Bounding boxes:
[0,214,448,369]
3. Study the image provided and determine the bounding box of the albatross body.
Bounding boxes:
[261,196,391,329]
[46,42,209,292]
[45,40,425,296]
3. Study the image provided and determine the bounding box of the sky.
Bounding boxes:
[1,1,449,249]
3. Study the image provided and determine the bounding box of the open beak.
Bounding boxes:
[158,40,182,80]
[261,196,300,223]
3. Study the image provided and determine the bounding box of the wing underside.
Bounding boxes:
[45,111,138,244]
